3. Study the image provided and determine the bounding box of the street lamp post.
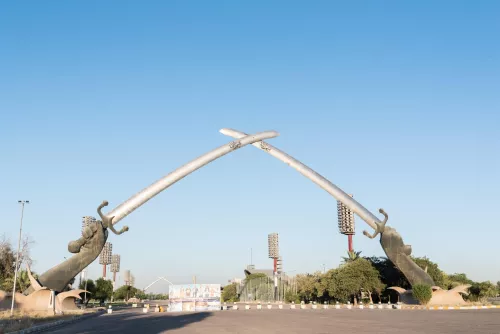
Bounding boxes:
[82,269,88,307]
[11,200,29,316]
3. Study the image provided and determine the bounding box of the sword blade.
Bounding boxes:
[220,128,380,231]
[107,130,280,225]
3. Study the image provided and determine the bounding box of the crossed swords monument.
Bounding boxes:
[0,128,469,312]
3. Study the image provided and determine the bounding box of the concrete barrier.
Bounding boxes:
[257,303,262,310]
[245,304,250,310]
[142,308,148,313]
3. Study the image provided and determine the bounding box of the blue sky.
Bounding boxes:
[1,1,498,293]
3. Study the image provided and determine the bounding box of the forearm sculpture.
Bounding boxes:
[220,128,434,287]
[30,131,279,293]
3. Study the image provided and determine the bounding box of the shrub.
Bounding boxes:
[285,291,301,304]
[412,284,433,305]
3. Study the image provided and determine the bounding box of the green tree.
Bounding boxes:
[1,269,38,293]
[342,251,362,264]
[444,273,473,289]
[113,285,140,301]
[327,258,384,304]
[135,291,147,300]
[150,293,169,300]
[411,257,445,288]
[94,278,113,303]
[412,284,432,305]
[0,236,16,291]
[284,291,301,304]
[469,281,498,301]
[365,256,410,290]
[222,283,239,302]
[295,272,321,302]
[79,279,97,304]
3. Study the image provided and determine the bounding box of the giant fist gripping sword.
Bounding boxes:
[29,131,279,294]
[220,128,435,287]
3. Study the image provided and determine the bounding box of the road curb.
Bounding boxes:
[222,304,500,311]
[9,309,105,334]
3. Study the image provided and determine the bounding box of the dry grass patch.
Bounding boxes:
[0,309,89,333]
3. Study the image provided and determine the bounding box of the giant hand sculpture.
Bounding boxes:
[26,201,121,293]
[24,130,279,294]
[220,128,435,287]
[364,209,434,286]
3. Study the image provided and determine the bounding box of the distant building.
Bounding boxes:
[244,268,275,278]
[244,267,288,280]
[81,216,96,234]
[228,278,243,285]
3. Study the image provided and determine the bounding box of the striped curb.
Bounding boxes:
[221,304,500,311]
[9,310,105,334]
[425,305,500,310]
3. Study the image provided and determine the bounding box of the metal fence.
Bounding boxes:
[238,276,298,303]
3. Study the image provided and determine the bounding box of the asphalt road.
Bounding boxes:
[50,308,500,334]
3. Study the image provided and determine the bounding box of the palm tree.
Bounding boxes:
[341,250,362,264]
[17,269,33,292]
[2,269,35,293]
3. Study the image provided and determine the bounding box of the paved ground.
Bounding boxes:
[50,308,500,334]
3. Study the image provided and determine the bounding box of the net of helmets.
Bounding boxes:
[337,201,355,235]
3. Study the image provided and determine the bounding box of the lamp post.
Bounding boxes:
[268,233,279,301]
[99,242,112,278]
[337,194,355,252]
[81,269,88,307]
[11,200,29,316]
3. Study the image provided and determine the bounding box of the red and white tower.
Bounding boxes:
[337,194,355,252]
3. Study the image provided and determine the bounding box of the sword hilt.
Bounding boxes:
[97,200,129,235]
[363,208,388,239]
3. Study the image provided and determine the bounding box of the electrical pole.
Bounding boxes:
[11,200,29,316]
